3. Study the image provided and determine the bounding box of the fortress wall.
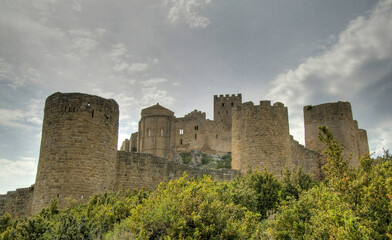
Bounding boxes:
[0,186,34,217]
[304,102,363,167]
[290,137,322,179]
[130,132,138,152]
[232,101,292,175]
[214,94,242,126]
[358,129,370,157]
[120,139,130,151]
[173,117,231,155]
[31,92,119,213]
[116,151,238,191]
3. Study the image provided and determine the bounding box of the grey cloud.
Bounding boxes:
[166,0,212,28]
[266,0,392,154]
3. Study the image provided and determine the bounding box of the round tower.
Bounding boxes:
[304,101,360,166]
[32,92,119,213]
[138,104,174,159]
[232,101,292,175]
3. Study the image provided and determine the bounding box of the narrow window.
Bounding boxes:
[194,125,198,131]
[148,129,151,137]
[218,111,220,115]
[231,102,234,106]
[180,139,183,145]
[222,103,225,107]
[87,102,91,107]
[216,134,218,138]
[195,134,197,140]
[57,194,60,198]
[161,128,164,136]
[179,129,184,135]
[92,110,94,118]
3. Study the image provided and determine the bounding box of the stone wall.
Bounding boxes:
[31,92,119,214]
[232,101,292,175]
[137,104,174,159]
[304,101,369,166]
[120,139,130,151]
[0,186,34,217]
[173,114,231,156]
[358,129,370,157]
[130,132,138,152]
[116,151,238,191]
[214,94,242,126]
[290,136,322,179]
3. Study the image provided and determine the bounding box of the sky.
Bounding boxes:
[0,0,391,194]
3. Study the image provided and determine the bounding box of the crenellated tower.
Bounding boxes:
[231,101,292,175]
[214,94,242,126]
[31,92,119,213]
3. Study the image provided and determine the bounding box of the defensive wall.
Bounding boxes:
[0,186,34,217]
[304,101,369,167]
[116,151,238,190]
[214,94,242,126]
[231,101,293,176]
[0,92,369,217]
[32,92,119,213]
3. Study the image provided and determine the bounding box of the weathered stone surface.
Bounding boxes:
[231,101,292,176]
[31,92,119,214]
[1,92,369,217]
[116,151,238,191]
[0,186,34,217]
[304,102,369,167]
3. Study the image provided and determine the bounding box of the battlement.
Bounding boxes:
[236,100,287,112]
[304,101,353,124]
[184,110,206,120]
[214,93,242,100]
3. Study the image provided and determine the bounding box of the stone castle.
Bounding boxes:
[0,92,369,217]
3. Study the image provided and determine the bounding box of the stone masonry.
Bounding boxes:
[0,92,369,217]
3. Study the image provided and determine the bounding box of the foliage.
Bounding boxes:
[216,153,232,169]
[179,152,192,164]
[268,126,392,239]
[1,128,391,239]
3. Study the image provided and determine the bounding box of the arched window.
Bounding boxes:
[179,129,184,135]
[148,129,151,137]
[161,128,164,136]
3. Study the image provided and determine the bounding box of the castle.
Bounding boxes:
[0,92,369,217]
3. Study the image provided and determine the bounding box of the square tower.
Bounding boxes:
[214,94,242,126]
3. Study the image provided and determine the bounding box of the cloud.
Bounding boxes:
[140,78,168,87]
[165,0,212,29]
[113,63,148,74]
[139,87,175,109]
[0,157,36,194]
[369,121,392,156]
[0,99,44,129]
[0,157,37,178]
[268,0,392,104]
[266,0,392,148]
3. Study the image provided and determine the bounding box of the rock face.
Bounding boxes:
[0,92,369,217]
[31,92,119,214]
